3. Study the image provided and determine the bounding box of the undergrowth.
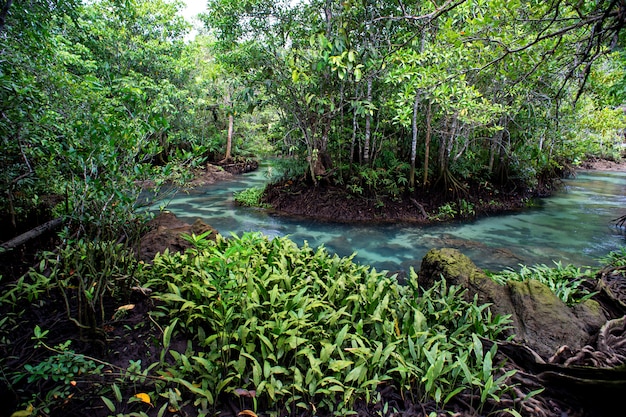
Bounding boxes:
[233,187,270,208]
[6,234,621,416]
[145,232,515,416]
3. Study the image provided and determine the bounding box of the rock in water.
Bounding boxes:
[418,247,606,359]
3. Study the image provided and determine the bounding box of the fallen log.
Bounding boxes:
[0,217,63,251]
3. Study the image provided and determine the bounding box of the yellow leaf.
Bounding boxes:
[10,405,34,417]
[238,411,258,417]
[135,393,152,405]
[10,411,33,417]
[116,304,135,311]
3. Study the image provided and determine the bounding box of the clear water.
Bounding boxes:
[155,166,626,273]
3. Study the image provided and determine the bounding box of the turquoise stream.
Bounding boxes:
[156,167,626,273]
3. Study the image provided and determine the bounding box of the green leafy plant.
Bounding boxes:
[11,325,184,417]
[27,240,142,342]
[144,232,516,415]
[22,334,104,385]
[9,326,105,415]
[487,261,595,306]
[429,203,458,221]
[347,183,363,196]
[233,186,270,208]
[599,246,626,268]
[459,199,475,217]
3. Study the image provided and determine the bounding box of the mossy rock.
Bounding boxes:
[418,248,606,359]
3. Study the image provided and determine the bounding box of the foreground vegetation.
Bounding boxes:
[2,230,622,417]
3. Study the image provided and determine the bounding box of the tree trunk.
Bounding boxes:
[225,111,233,160]
[410,92,419,188]
[438,118,449,175]
[423,100,432,187]
[350,107,358,165]
[222,89,234,162]
[489,116,506,173]
[363,77,373,165]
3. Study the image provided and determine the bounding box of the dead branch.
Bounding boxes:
[0,217,63,251]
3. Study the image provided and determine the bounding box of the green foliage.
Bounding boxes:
[346,163,409,200]
[27,240,142,340]
[458,199,475,217]
[1,0,275,237]
[233,187,270,208]
[204,0,626,198]
[599,247,626,268]
[2,315,187,416]
[570,99,626,162]
[269,157,308,182]
[144,232,514,414]
[8,326,168,417]
[8,328,105,416]
[22,337,104,386]
[429,203,458,221]
[487,261,596,306]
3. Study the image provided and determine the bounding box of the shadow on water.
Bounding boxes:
[158,166,626,273]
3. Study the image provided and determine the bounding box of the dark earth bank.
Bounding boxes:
[260,158,624,225]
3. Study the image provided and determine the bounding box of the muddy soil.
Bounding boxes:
[262,158,625,225]
[262,177,543,225]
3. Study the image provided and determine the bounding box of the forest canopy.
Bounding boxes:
[0,0,625,236]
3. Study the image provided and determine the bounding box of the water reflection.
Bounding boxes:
[159,167,626,273]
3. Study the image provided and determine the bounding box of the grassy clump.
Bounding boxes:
[487,261,596,306]
[599,247,626,268]
[233,187,270,208]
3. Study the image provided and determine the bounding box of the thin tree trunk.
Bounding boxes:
[410,92,420,188]
[438,118,449,174]
[350,108,358,165]
[423,100,432,187]
[225,112,233,160]
[363,77,373,165]
[447,117,457,160]
[222,90,234,161]
[489,116,507,173]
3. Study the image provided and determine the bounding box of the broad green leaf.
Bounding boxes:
[101,396,116,413]
[329,359,354,372]
[345,364,366,383]
[335,324,350,347]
